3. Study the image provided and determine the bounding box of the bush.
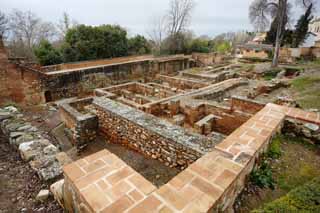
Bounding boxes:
[250,161,275,189]
[252,177,320,213]
[34,40,63,66]
[62,24,129,62]
[263,68,282,81]
[267,135,282,159]
[128,35,151,55]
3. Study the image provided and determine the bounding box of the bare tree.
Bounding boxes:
[249,0,317,67]
[167,0,195,36]
[57,12,78,38]
[147,16,167,55]
[0,11,9,37]
[8,9,57,59]
[10,10,41,49]
[163,0,195,53]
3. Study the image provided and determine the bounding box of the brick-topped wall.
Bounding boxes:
[61,104,320,212]
[63,149,157,212]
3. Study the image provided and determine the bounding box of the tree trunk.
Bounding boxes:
[272,0,287,68]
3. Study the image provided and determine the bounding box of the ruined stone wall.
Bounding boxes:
[282,118,320,144]
[0,37,10,104]
[191,52,224,66]
[43,61,153,102]
[0,37,45,105]
[92,97,211,169]
[61,104,320,213]
[0,63,44,105]
[231,96,265,115]
[59,98,98,149]
[41,55,154,72]
[2,50,190,105]
[158,75,208,90]
[157,60,187,75]
[242,49,269,59]
[181,102,250,135]
[43,59,190,103]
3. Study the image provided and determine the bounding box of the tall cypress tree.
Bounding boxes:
[265,17,278,45]
[292,4,314,48]
[265,14,288,46]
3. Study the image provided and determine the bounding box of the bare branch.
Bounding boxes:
[0,11,9,37]
[167,0,195,36]
[249,0,272,31]
[147,15,167,54]
[57,12,78,38]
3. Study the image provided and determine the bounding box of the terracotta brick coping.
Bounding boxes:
[63,104,320,212]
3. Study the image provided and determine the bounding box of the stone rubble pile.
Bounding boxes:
[283,118,320,143]
[0,106,63,181]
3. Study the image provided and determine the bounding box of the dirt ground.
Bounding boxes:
[234,136,320,212]
[67,137,180,187]
[0,130,62,213]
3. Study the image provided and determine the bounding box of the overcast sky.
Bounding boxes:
[2,0,320,38]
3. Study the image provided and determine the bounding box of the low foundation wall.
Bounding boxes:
[158,75,208,90]
[60,103,320,212]
[59,98,98,150]
[282,118,320,144]
[231,96,265,114]
[92,97,216,169]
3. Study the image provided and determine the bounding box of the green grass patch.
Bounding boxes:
[263,68,282,81]
[291,76,320,109]
[0,101,19,108]
[291,76,320,91]
[274,135,320,191]
[252,177,320,213]
[267,135,282,159]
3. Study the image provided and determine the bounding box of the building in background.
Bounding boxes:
[309,17,320,33]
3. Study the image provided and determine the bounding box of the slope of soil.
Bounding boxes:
[0,130,62,213]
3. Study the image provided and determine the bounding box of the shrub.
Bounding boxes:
[34,40,63,66]
[267,135,282,159]
[263,68,282,80]
[252,177,320,213]
[250,161,275,189]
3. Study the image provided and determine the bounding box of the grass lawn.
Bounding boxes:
[291,75,320,109]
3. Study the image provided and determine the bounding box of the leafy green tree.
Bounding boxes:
[188,39,210,53]
[265,18,279,46]
[215,41,232,54]
[292,4,313,48]
[162,31,195,54]
[62,24,128,62]
[128,35,151,55]
[34,40,62,66]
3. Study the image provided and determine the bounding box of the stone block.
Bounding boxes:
[36,189,50,202]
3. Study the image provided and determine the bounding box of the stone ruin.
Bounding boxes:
[0,38,320,212]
